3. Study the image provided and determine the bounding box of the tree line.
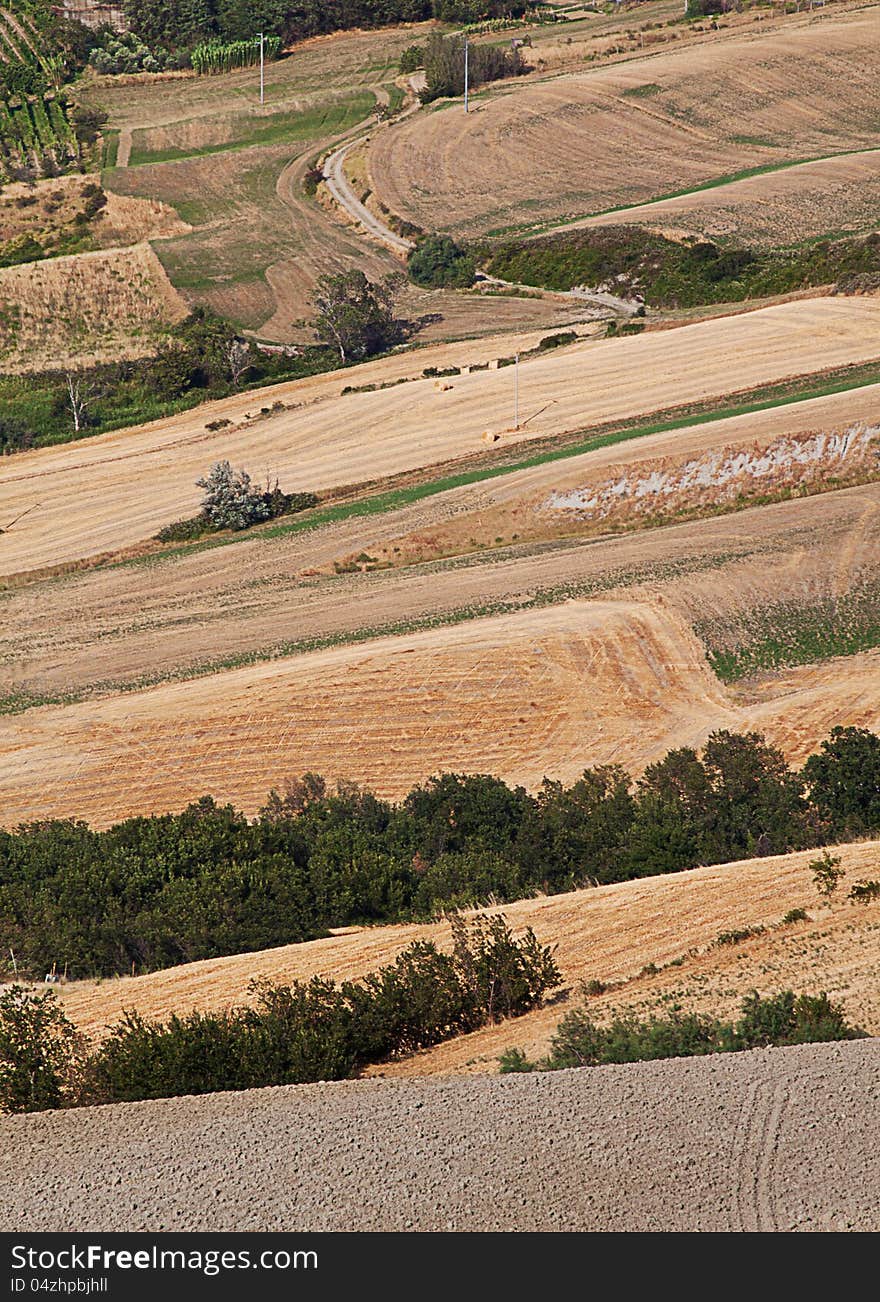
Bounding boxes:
[0,915,559,1111]
[120,1,530,51]
[1,727,877,982]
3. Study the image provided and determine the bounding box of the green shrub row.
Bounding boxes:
[481,227,880,309]
[2,727,878,981]
[499,990,864,1073]
[0,915,560,1111]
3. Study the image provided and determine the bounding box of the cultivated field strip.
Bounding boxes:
[1,599,878,830]
[369,10,880,237]
[3,1041,878,1231]
[552,147,880,246]
[2,296,880,574]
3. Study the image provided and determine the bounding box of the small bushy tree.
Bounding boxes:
[408,234,475,289]
[196,460,270,531]
[811,849,844,899]
[0,986,80,1113]
[313,270,402,363]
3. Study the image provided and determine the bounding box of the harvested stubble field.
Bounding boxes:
[4,1039,878,1231]
[325,383,880,568]
[3,295,880,576]
[52,841,880,1064]
[1,598,877,829]
[2,471,877,708]
[369,11,880,238]
[551,148,880,247]
[0,242,188,373]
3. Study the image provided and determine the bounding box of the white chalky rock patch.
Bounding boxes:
[545,424,879,516]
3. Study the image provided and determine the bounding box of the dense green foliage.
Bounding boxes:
[0,310,341,455]
[419,30,527,104]
[482,227,880,309]
[0,985,81,1113]
[499,990,864,1072]
[0,916,559,1109]
[408,234,476,288]
[121,1,531,50]
[88,31,185,76]
[1,729,877,982]
[191,36,281,75]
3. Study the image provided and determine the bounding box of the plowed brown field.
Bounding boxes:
[369,11,880,237]
[3,295,880,575]
[52,840,880,1066]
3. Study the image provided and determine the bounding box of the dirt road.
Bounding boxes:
[3,1040,877,1231]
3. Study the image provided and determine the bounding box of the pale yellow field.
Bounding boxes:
[0,243,188,373]
[51,840,880,1074]
[369,10,880,237]
[3,295,880,575]
[1,598,877,830]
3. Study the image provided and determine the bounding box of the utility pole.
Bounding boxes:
[464,37,469,113]
[514,352,519,429]
[259,31,265,105]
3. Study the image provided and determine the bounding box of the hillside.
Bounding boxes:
[54,840,880,1064]
[2,295,879,576]
[369,9,880,239]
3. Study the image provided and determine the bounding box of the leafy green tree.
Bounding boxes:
[313,270,402,363]
[0,986,80,1113]
[408,234,475,289]
[802,726,880,839]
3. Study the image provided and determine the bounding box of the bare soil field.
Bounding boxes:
[2,295,879,575]
[551,148,880,247]
[53,841,880,1047]
[3,1038,877,1231]
[1,595,877,829]
[369,11,880,238]
[0,242,188,373]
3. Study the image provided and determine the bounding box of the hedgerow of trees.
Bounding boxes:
[499,989,865,1073]
[0,916,559,1110]
[120,1,532,50]
[2,728,878,983]
[418,31,528,104]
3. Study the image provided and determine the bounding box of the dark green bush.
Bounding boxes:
[408,234,475,289]
[501,989,864,1073]
[80,915,560,1107]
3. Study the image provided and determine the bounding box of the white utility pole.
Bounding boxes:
[464,37,469,113]
[514,352,519,428]
[259,31,265,105]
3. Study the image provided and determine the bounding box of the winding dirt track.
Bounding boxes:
[3,295,880,575]
[3,1040,878,1231]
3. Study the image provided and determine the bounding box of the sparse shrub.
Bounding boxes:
[582,978,607,997]
[715,924,766,947]
[811,849,844,899]
[537,331,577,350]
[782,908,808,924]
[849,880,880,905]
[196,460,270,531]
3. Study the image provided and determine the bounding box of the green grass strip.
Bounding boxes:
[119,362,880,573]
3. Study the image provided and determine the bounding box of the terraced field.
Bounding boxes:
[3,295,880,575]
[369,10,880,238]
